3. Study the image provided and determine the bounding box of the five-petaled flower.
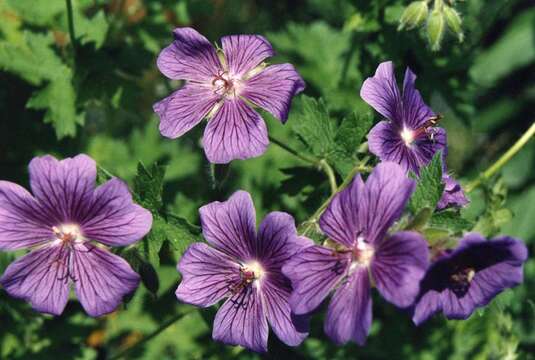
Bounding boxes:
[175,191,310,352]
[0,155,152,317]
[361,61,468,210]
[154,28,305,164]
[282,162,429,345]
[412,233,527,325]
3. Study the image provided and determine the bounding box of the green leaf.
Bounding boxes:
[121,247,159,295]
[429,210,474,233]
[6,0,64,26]
[409,152,444,213]
[133,162,166,213]
[70,9,109,49]
[164,214,203,255]
[330,111,373,177]
[138,216,167,268]
[406,207,433,231]
[291,96,336,158]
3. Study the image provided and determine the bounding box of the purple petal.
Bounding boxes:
[241,64,305,122]
[176,243,239,307]
[262,274,309,346]
[402,68,435,128]
[199,191,256,260]
[80,178,152,247]
[213,286,268,352]
[71,243,140,317]
[221,35,274,78]
[413,233,528,324]
[319,175,365,247]
[367,121,447,174]
[324,267,372,345]
[0,181,53,250]
[203,98,269,164]
[371,231,429,308]
[28,154,96,224]
[0,245,70,315]
[360,61,403,123]
[156,27,221,82]
[436,174,469,210]
[359,162,415,243]
[282,245,350,315]
[154,84,221,139]
[256,211,312,267]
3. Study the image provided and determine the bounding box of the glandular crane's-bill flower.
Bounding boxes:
[0,154,152,317]
[283,162,429,345]
[175,191,310,352]
[154,28,305,164]
[413,233,527,324]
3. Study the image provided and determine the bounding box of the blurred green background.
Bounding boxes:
[0,0,534,359]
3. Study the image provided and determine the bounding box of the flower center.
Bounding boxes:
[240,261,265,283]
[52,224,83,245]
[400,126,415,146]
[349,236,374,271]
[211,71,240,98]
[450,267,475,297]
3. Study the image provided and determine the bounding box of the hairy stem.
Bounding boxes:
[269,135,338,193]
[466,121,535,192]
[108,311,190,360]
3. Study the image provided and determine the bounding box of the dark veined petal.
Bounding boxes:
[255,211,312,267]
[402,67,435,128]
[28,154,96,224]
[371,231,429,308]
[413,233,528,324]
[0,181,53,250]
[360,61,403,124]
[221,35,274,78]
[241,64,305,122]
[199,191,256,260]
[324,267,372,345]
[261,274,309,346]
[176,243,239,307]
[154,84,221,139]
[202,98,269,164]
[213,285,269,353]
[80,178,152,247]
[282,245,350,315]
[409,127,448,174]
[319,175,365,247]
[156,27,221,82]
[358,162,415,243]
[0,244,71,315]
[71,243,140,317]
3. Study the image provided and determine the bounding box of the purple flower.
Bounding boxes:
[437,174,469,211]
[175,191,310,352]
[0,155,152,317]
[361,61,447,174]
[154,28,305,164]
[282,162,429,345]
[413,233,527,324]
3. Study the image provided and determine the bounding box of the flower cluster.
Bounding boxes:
[0,27,528,355]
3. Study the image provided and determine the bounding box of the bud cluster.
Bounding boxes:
[398,0,464,51]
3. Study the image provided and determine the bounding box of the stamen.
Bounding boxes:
[350,236,374,270]
[450,267,476,297]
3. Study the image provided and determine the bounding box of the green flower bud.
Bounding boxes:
[398,1,429,31]
[427,7,445,51]
[444,6,464,42]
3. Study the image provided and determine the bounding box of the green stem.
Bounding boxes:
[108,311,189,360]
[65,0,77,60]
[466,121,535,193]
[269,135,338,194]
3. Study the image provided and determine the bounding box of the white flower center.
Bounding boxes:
[349,236,374,271]
[400,126,415,146]
[211,71,242,98]
[240,260,265,284]
[52,224,84,245]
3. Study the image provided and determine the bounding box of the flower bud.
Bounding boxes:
[427,7,445,51]
[398,1,429,30]
[444,6,464,42]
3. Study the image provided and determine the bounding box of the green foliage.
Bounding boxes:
[473,179,513,237]
[408,152,444,213]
